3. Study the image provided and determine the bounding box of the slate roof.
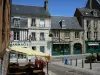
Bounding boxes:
[97,0,100,4]
[12,4,50,17]
[86,0,100,11]
[77,8,100,17]
[51,16,83,30]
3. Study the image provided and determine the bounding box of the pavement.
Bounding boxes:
[69,59,100,72]
[50,61,100,75]
[44,68,57,75]
[51,53,90,62]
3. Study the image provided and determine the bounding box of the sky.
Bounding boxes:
[12,0,87,16]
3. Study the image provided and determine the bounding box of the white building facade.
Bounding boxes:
[10,0,51,55]
[28,17,51,55]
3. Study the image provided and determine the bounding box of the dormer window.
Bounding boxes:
[59,20,66,28]
[13,18,20,27]
[85,12,88,15]
[90,10,97,16]
[93,11,97,16]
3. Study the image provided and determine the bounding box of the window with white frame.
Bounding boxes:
[31,32,36,41]
[65,31,70,38]
[40,19,45,27]
[13,18,20,27]
[31,18,36,27]
[40,32,45,40]
[14,31,20,41]
[75,32,79,38]
[40,46,45,53]
[54,31,59,38]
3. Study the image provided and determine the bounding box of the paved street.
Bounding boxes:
[48,63,89,75]
[49,61,100,75]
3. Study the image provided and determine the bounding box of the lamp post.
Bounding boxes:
[82,32,84,54]
[49,33,53,52]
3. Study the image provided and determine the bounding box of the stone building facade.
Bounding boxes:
[74,0,100,53]
[10,0,51,56]
[28,17,51,55]
[10,16,29,47]
[50,16,83,56]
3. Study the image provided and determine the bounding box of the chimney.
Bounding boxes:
[44,0,48,10]
[89,0,92,9]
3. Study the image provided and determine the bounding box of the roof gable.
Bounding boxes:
[77,8,100,17]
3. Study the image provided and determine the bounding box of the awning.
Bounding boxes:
[10,46,50,60]
[88,44,99,46]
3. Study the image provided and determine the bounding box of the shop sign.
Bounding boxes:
[10,41,29,46]
[88,42,100,44]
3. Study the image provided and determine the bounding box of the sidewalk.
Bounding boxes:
[51,53,90,58]
[44,68,56,75]
[69,59,100,72]
[51,61,100,75]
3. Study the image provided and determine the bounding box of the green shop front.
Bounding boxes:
[73,43,82,54]
[52,42,71,56]
[85,40,100,53]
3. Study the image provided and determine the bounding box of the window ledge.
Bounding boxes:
[13,40,19,41]
[65,37,70,39]
[75,38,79,39]
[54,37,59,39]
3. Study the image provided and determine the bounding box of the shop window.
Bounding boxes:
[88,45,99,50]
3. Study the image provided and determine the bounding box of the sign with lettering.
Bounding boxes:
[88,42,100,44]
[10,41,29,47]
[85,41,100,53]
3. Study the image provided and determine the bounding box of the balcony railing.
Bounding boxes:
[31,38,36,41]
[40,38,45,41]
[39,24,45,27]
[31,24,36,27]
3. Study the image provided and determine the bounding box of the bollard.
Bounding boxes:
[90,58,92,69]
[82,59,84,68]
[62,57,63,63]
[47,62,49,75]
[70,59,72,65]
[76,58,77,66]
